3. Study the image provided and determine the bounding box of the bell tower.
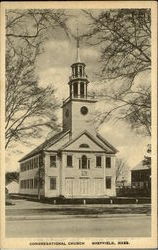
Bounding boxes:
[69,36,89,99]
[62,35,97,136]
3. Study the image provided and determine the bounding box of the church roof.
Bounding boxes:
[132,161,151,171]
[96,133,118,153]
[19,129,118,162]
[19,130,70,162]
[59,130,117,154]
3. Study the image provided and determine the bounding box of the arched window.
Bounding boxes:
[73,82,78,97]
[79,155,90,169]
[80,82,84,98]
[79,144,89,148]
[82,155,87,169]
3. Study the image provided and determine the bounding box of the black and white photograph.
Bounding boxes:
[1,1,157,249]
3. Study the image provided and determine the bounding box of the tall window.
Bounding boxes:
[67,155,73,167]
[106,176,112,189]
[50,155,56,167]
[80,82,84,98]
[82,155,87,169]
[79,155,90,169]
[50,177,57,190]
[74,82,78,97]
[96,156,102,168]
[106,157,111,168]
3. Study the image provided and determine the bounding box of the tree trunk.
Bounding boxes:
[38,184,41,200]
[37,168,41,200]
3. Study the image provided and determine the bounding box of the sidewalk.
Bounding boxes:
[6,199,151,210]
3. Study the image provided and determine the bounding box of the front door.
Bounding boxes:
[80,178,89,195]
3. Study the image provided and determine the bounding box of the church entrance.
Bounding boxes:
[80,178,89,195]
[65,178,92,197]
[65,178,104,197]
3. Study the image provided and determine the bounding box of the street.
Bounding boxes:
[6,216,151,237]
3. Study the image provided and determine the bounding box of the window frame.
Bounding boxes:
[79,155,90,169]
[96,155,102,168]
[106,157,111,168]
[50,155,57,168]
[106,176,112,189]
[50,177,57,190]
[67,155,73,168]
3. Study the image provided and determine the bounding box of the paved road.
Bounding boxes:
[6,216,151,238]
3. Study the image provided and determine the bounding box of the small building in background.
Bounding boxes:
[131,161,151,190]
[6,180,19,194]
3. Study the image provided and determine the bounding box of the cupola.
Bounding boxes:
[68,36,89,99]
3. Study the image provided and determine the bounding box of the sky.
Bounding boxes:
[5,9,150,175]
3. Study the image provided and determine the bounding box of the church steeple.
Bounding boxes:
[68,35,89,99]
[62,37,97,134]
[76,29,81,63]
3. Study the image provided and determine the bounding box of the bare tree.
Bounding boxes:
[93,84,151,136]
[82,9,151,136]
[115,158,129,184]
[35,154,45,200]
[5,9,70,149]
[5,171,19,184]
[143,143,151,166]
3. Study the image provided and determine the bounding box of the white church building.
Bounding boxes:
[19,40,118,198]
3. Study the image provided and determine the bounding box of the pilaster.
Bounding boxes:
[60,152,66,196]
[103,154,106,193]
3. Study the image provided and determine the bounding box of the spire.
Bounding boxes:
[76,28,81,62]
